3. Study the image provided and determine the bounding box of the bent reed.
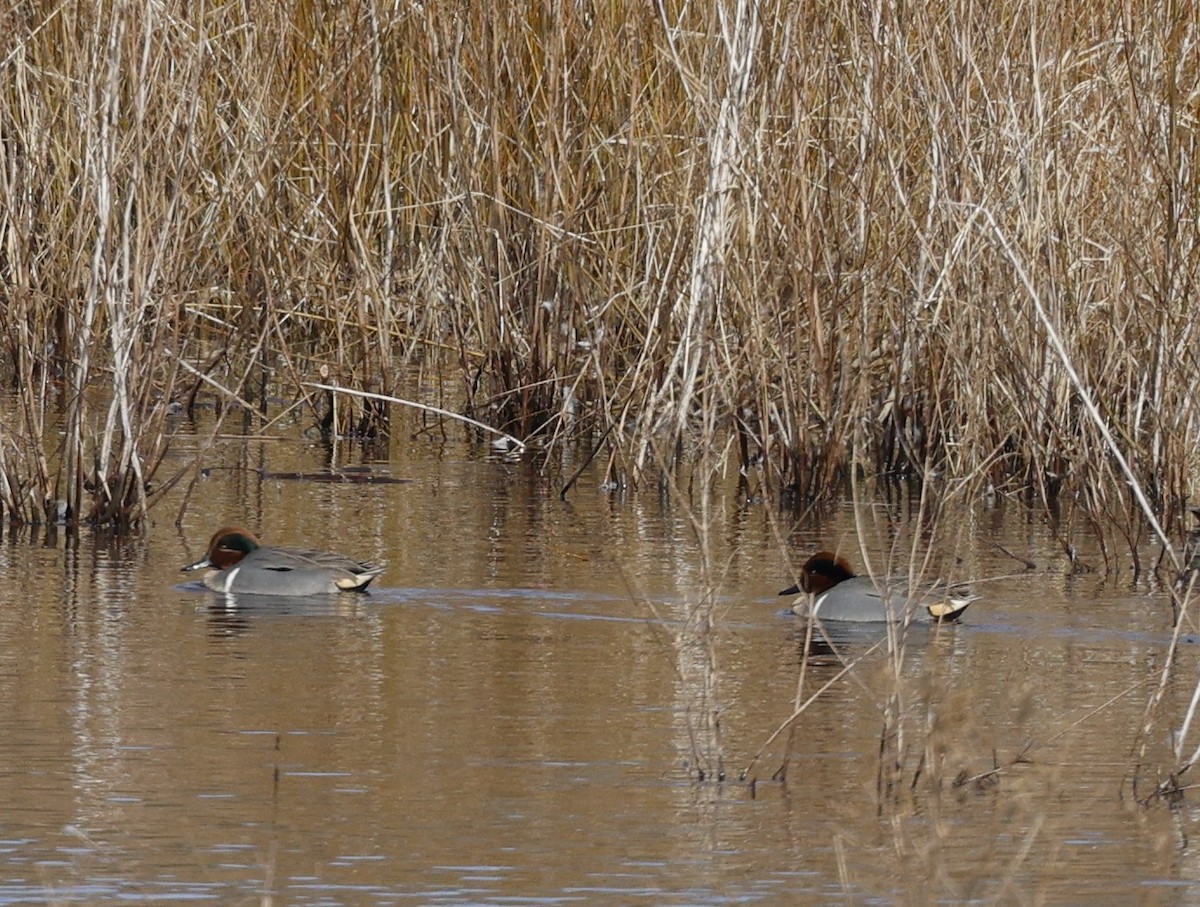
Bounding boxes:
[1,0,1197,531]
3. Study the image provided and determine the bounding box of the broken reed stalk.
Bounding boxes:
[302,383,525,453]
[977,207,1180,572]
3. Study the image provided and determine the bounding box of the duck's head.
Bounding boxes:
[181,526,262,573]
[778,550,858,597]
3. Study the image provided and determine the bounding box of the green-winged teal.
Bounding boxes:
[182,526,384,596]
[780,551,975,622]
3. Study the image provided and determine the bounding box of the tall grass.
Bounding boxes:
[0,0,1197,530]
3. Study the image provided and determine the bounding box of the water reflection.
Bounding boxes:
[198,591,380,639]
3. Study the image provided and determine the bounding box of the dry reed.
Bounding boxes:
[0,0,1197,540]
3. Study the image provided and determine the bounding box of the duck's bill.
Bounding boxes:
[181,557,212,573]
[778,584,801,596]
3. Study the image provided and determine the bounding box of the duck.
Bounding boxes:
[181,526,385,596]
[779,551,975,622]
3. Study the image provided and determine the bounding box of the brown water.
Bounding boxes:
[3,412,1200,905]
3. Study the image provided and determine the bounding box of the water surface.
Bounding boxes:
[1,416,1198,905]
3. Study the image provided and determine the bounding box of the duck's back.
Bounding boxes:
[805,576,891,621]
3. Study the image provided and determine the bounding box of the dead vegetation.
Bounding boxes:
[0,0,1197,537]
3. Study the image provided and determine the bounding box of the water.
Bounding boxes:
[2,413,1200,905]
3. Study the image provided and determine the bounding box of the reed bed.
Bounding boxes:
[1,0,1198,537]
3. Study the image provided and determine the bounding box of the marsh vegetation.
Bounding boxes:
[2,0,1197,532]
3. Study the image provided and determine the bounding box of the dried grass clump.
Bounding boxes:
[1,0,1198,529]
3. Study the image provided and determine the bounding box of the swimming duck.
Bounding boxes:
[182,526,385,596]
[779,551,975,622]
